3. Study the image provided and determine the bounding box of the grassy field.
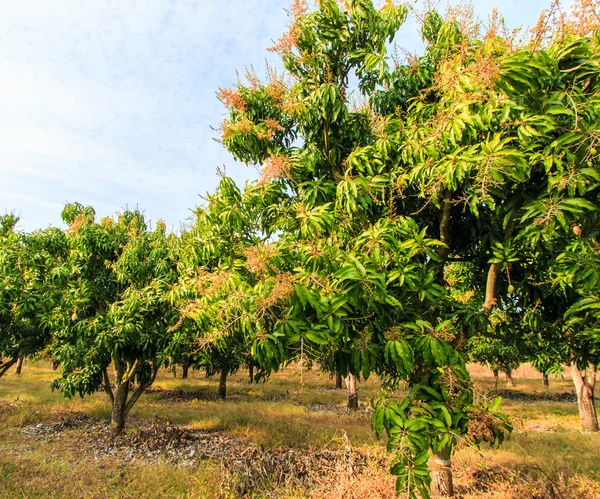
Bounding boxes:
[0,361,598,498]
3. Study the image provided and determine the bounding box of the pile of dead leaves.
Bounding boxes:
[20,415,392,497]
[145,387,219,402]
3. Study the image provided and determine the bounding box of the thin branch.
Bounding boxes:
[125,359,141,385]
[124,364,159,416]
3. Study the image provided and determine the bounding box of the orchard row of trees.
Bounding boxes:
[2,1,599,497]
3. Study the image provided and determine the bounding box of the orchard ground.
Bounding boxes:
[0,362,598,499]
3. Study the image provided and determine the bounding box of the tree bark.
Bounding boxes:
[171,364,177,378]
[543,373,549,389]
[493,369,499,389]
[218,367,228,400]
[335,370,342,390]
[571,364,599,432]
[108,358,158,438]
[482,223,514,316]
[15,357,24,375]
[438,191,452,283]
[345,374,358,410]
[111,382,129,438]
[429,446,454,497]
[248,364,254,384]
[482,263,500,313]
[182,363,189,379]
[505,368,516,387]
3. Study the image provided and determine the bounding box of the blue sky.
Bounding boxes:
[1,0,558,232]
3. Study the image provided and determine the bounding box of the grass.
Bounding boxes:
[0,360,599,498]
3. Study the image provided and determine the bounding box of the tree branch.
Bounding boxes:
[124,364,159,416]
[125,359,140,385]
[482,263,500,313]
[438,190,452,283]
[0,357,19,379]
[482,221,515,315]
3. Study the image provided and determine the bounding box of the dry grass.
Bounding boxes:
[0,360,598,498]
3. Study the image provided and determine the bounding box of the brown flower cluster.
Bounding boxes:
[467,406,508,443]
[221,117,255,140]
[243,244,278,276]
[68,213,91,233]
[369,111,389,139]
[468,52,501,92]
[290,0,308,19]
[445,1,481,44]
[100,217,114,229]
[217,87,247,111]
[568,0,600,35]
[194,269,233,296]
[236,117,254,134]
[530,0,600,49]
[269,0,307,53]
[269,24,300,54]
[258,154,292,185]
[280,95,304,116]
[256,119,285,140]
[257,272,296,310]
[265,82,286,103]
[244,67,261,90]
[453,289,475,304]
[440,365,472,402]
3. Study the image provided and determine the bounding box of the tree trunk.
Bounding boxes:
[346,374,358,410]
[571,364,599,432]
[505,368,515,387]
[249,364,254,384]
[543,373,549,389]
[437,191,452,283]
[111,382,129,438]
[171,364,177,378]
[218,368,228,400]
[493,369,499,389]
[482,263,501,313]
[429,447,454,497]
[335,370,342,390]
[106,359,159,439]
[15,357,24,375]
[182,363,189,379]
[0,357,18,379]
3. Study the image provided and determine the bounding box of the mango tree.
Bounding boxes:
[49,205,181,437]
[217,2,511,497]
[0,214,67,378]
[173,178,288,399]
[366,3,600,492]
